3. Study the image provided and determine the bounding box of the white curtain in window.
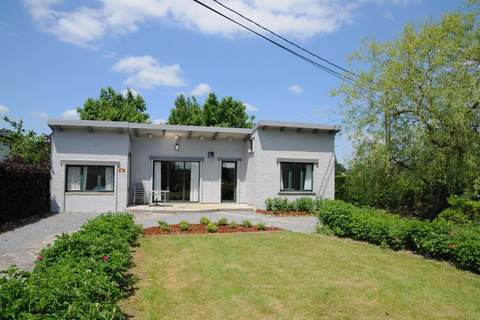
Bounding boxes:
[190,162,199,202]
[153,162,162,202]
[67,166,81,191]
[81,166,88,190]
[304,164,313,190]
[105,167,114,191]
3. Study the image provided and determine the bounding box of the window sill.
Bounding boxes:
[66,192,114,195]
[278,191,315,196]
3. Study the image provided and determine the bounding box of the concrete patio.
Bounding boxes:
[126,203,254,214]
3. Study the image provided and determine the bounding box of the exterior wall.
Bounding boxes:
[252,129,336,209]
[50,129,130,213]
[130,136,247,204]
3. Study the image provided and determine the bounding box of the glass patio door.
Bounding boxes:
[221,161,237,202]
[153,161,199,202]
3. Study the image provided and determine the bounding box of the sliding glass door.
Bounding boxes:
[153,161,200,202]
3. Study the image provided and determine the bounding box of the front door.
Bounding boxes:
[221,161,237,202]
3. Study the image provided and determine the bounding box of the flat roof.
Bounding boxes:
[47,119,341,137]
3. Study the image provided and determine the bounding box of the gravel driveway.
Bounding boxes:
[0,211,317,271]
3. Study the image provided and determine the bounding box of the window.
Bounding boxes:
[280,162,313,191]
[66,165,114,192]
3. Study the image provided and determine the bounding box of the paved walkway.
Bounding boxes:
[0,211,317,271]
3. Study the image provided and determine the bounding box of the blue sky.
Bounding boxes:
[0,0,463,163]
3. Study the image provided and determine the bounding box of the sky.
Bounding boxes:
[0,0,464,163]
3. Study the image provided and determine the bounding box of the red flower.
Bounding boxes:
[36,255,43,261]
[102,255,109,262]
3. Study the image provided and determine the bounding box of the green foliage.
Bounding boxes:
[256,223,266,231]
[318,200,480,273]
[168,92,255,128]
[242,220,253,228]
[179,220,190,232]
[265,197,319,213]
[437,196,480,224]
[0,213,142,319]
[77,87,150,123]
[436,208,471,225]
[207,223,218,233]
[217,217,228,226]
[158,220,170,231]
[1,117,50,167]
[334,6,480,215]
[200,217,211,225]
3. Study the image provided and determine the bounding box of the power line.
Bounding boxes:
[211,0,358,79]
[192,0,354,84]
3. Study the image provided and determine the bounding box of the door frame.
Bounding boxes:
[221,160,237,202]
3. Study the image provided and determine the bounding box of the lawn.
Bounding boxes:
[122,232,480,319]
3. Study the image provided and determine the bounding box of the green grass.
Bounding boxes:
[122,232,480,319]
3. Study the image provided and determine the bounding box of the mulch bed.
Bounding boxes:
[256,209,314,217]
[144,224,282,236]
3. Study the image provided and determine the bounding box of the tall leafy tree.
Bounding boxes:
[334,2,480,215]
[1,117,50,167]
[77,87,150,123]
[167,95,203,126]
[167,92,255,128]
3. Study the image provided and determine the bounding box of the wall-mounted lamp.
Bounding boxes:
[208,151,214,159]
[199,136,204,141]
[175,143,180,151]
[174,135,180,140]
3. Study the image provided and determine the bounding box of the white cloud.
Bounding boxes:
[30,111,49,120]
[112,55,185,89]
[153,118,166,124]
[190,83,211,97]
[23,0,420,47]
[0,104,9,114]
[288,84,303,95]
[244,103,259,113]
[61,109,80,120]
[121,88,140,97]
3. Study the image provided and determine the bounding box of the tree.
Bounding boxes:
[167,95,203,126]
[334,3,480,216]
[0,117,50,167]
[167,92,255,128]
[77,87,150,123]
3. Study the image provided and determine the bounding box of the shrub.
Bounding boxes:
[437,208,471,225]
[229,222,239,228]
[242,220,253,228]
[200,217,211,225]
[441,195,480,224]
[318,200,480,273]
[256,222,266,231]
[264,197,319,213]
[179,220,190,231]
[293,197,316,212]
[207,223,218,233]
[0,213,142,319]
[158,220,170,232]
[217,217,228,226]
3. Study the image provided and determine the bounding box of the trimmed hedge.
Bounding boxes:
[265,197,319,213]
[0,161,50,225]
[0,213,142,319]
[318,200,480,273]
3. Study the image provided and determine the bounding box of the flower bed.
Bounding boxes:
[256,209,313,216]
[144,222,281,235]
[0,213,142,319]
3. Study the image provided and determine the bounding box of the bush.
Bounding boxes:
[0,213,142,319]
[256,223,266,231]
[229,222,239,228]
[437,208,471,225]
[200,217,211,225]
[0,160,49,225]
[439,195,480,224]
[158,220,170,232]
[179,220,190,231]
[265,197,319,213]
[242,220,253,228]
[217,217,228,226]
[207,223,218,233]
[318,200,480,273]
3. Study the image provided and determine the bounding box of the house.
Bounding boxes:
[48,119,340,213]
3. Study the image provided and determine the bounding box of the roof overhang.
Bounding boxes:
[254,120,341,134]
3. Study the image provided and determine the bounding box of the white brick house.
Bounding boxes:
[48,119,340,213]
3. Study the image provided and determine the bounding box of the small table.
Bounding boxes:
[148,190,169,206]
